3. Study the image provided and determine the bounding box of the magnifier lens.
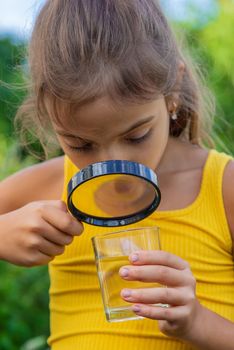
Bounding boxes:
[67,160,161,227]
[72,174,156,218]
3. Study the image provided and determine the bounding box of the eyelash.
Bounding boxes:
[125,129,152,144]
[68,143,93,153]
[68,129,152,153]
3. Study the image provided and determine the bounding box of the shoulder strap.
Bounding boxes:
[200,149,233,248]
[61,156,80,202]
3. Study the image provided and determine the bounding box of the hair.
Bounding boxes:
[15,0,215,157]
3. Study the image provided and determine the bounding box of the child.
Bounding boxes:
[0,1,233,349]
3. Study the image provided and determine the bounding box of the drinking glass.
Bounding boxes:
[92,226,162,322]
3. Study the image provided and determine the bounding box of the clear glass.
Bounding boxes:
[92,226,162,322]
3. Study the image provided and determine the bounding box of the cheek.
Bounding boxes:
[65,150,96,169]
[145,122,169,168]
[158,113,170,139]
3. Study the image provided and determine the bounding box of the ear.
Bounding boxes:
[166,60,185,112]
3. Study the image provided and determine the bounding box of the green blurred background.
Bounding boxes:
[0,1,233,349]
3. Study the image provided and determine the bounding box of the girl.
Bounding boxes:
[0,1,233,349]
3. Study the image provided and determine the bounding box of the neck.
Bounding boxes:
[157,137,202,175]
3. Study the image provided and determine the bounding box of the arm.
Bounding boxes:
[0,156,65,213]
[119,159,234,350]
[0,157,83,266]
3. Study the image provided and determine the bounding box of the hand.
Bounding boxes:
[0,200,83,267]
[119,250,202,340]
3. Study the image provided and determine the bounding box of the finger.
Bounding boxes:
[119,265,194,286]
[26,230,66,258]
[121,287,188,306]
[24,250,54,267]
[37,238,65,257]
[129,250,189,270]
[45,200,67,210]
[131,303,188,322]
[31,200,68,211]
[37,220,74,246]
[41,205,83,236]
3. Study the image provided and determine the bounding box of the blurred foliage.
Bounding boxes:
[0,37,26,137]
[0,263,49,350]
[0,1,233,349]
[172,0,234,154]
[0,38,49,350]
[199,0,234,153]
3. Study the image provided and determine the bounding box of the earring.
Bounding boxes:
[171,112,177,121]
[170,102,178,121]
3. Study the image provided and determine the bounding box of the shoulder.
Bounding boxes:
[0,156,65,213]
[222,158,234,243]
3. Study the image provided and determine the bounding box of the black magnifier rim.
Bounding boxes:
[67,160,161,227]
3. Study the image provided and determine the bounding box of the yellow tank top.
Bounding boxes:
[48,150,234,350]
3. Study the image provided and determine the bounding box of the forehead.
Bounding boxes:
[69,96,163,123]
[51,96,166,138]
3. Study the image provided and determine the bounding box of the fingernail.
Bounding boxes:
[132,305,141,312]
[130,253,139,262]
[119,268,129,277]
[122,289,131,298]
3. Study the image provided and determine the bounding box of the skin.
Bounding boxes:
[0,96,233,349]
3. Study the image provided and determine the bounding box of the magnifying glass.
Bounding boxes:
[67,160,161,227]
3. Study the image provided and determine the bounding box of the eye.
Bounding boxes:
[67,143,93,153]
[125,129,152,144]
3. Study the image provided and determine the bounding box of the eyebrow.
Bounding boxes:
[120,115,155,135]
[55,115,155,140]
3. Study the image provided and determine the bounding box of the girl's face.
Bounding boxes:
[53,96,170,171]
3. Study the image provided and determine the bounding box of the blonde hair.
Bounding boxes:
[15,0,215,157]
